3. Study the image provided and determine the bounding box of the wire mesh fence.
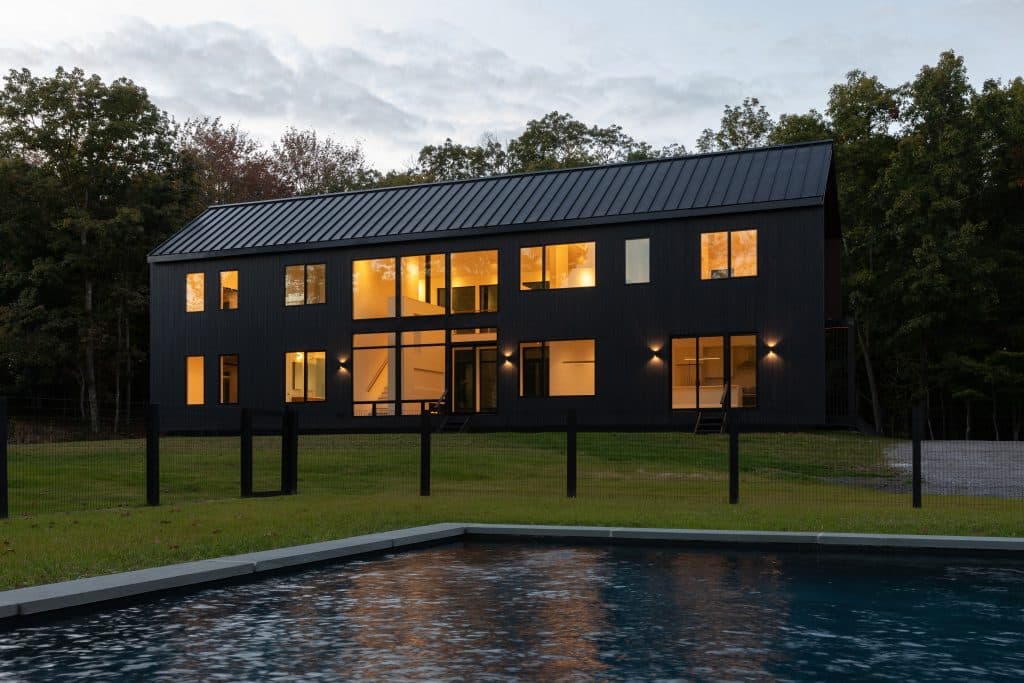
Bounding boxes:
[1,398,1022,517]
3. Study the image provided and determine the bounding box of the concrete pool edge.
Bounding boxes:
[3,524,1023,620]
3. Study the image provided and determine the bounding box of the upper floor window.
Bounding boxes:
[450,250,499,313]
[185,273,204,312]
[625,238,650,284]
[284,351,326,403]
[352,258,396,319]
[520,339,595,397]
[401,254,446,317]
[700,229,757,280]
[520,242,596,290]
[220,271,239,310]
[285,264,326,306]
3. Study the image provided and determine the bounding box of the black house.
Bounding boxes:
[148,140,845,430]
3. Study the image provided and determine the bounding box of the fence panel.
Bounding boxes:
[298,432,420,496]
[741,430,907,509]
[432,431,566,498]
[578,431,729,503]
[5,399,145,515]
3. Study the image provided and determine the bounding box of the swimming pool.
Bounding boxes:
[2,542,1022,680]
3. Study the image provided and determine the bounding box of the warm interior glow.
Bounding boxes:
[353,333,396,416]
[731,230,757,277]
[520,339,595,396]
[219,355,239,404]
[186,355,204,405]
[353,258,396,319]
[401,254,446,316]
[185,273,204,312]
[305,264,326,304]
[401,332,446,415]
[700,232,729,280]
[547,242,596,289]
[285,351,326,403]
[450,250,498,313]
[284,265,305,306]
[730,335,757,407]
[219,271,239,310]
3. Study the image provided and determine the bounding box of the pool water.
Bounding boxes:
[2,542,1023,681]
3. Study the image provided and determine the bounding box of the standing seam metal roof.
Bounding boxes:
[149,140,833,261]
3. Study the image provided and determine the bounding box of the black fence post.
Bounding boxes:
[240,408,253,498]
[0,397,8,519]
[912,403,923,508]
[728,411,739,504]
[146,404,160,507]
[420,412,431,496]
[566,410,577,499]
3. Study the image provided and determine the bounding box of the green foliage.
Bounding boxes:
[696,97,775,152]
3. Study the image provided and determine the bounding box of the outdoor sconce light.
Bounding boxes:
[337,357,350,372]
[503,350,516,366]
[649,343,663,361]
[765,340,779,358]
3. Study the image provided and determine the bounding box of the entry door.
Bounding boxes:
[451,346,498,413]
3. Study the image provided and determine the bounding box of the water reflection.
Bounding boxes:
[1,543,1023,681]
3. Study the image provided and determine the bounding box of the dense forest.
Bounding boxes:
[0,51,1021,438]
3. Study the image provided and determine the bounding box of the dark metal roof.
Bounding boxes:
[149,140,833,262]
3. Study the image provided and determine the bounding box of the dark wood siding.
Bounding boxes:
[150,206,827,430]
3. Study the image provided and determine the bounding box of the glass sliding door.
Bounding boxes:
[451,344,498,413]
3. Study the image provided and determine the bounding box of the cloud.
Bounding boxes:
[0,18,754,167]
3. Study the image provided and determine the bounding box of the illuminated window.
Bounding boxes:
[285,264,327,306]
[672,335,756,409]
[285,351,326,403]
[625,238,649,284]
[186,356,204,405]
[352,258,396,319]
[185,273,204,312]
[352,333,397,416]
[520,339,595,397]
[220,271,239,310]
[450,250,498,313]
[401,254,446,316]
[520,242,596,290]
[700,229,757,279]
[400,330,446,415]
[219,355,239,404]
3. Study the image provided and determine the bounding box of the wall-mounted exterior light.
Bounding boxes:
[337,357,350,372]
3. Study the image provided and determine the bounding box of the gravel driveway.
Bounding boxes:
[886,441,1024,498]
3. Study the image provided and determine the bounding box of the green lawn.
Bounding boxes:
[1,430,1021,589]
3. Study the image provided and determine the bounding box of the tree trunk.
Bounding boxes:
[856,322,883,434]
[84,278,99,434]
[113,307,122,435]
[75,367,86,421]
[125,317,132,426]
[964,401,971,441]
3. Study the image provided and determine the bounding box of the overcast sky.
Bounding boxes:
[2,1,1021,168]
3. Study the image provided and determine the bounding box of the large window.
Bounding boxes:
[450,250,498,313]
[219,355,239,404]
[186,273,204,312]
[520,339,595,397]
[400,330,446,415]
[520,242,596,290]
[625,238,649,284]
[285,264,326,306]
[186,355,204,405]
[220,271,239,310]
[700,229,757,280]
[284,351,326,403]
[400,254,446,316]
[352,333,397,416]
[352,258,396,319]
[671,335,757,409]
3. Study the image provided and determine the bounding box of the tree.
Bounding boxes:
[416,135,507,181]
[696,97,775,152]
[271,127,380,195]
[507,111,654,171]
[0,67,189,430]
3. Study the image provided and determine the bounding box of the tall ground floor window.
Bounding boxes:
[520,339,595,397]
[186,355,204,405]
[671,334,757,409]
[285,351,326,403]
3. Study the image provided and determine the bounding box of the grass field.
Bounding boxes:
[1,430,1021,589]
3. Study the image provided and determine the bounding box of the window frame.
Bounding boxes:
[185,272,205,313]
[519,241,597,291]
[624,237,650,285]
[219,354,240,405]
[668,332,759,411]
[185,355,205,406]
[518,338,596,398]
[700,229,758,280]
[284,350,327,403]
[448,249,500,314]
[219,270,239,310]
[284,263,327,307]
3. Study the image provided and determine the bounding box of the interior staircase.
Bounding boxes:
[694,409,727,434]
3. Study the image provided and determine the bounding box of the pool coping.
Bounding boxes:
[2,524,1023,621]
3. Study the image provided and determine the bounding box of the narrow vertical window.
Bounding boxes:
[186,273,204,312]
[285,265,306,306]
[219,355,239,404]
[730,230,757,277]
[284,351,326,403]
[625,238,650,284]
[352,333,397,415]
[186,356,204,405]
[730,335,757,408]
[220,271,239,310]
[306,264,326,304]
